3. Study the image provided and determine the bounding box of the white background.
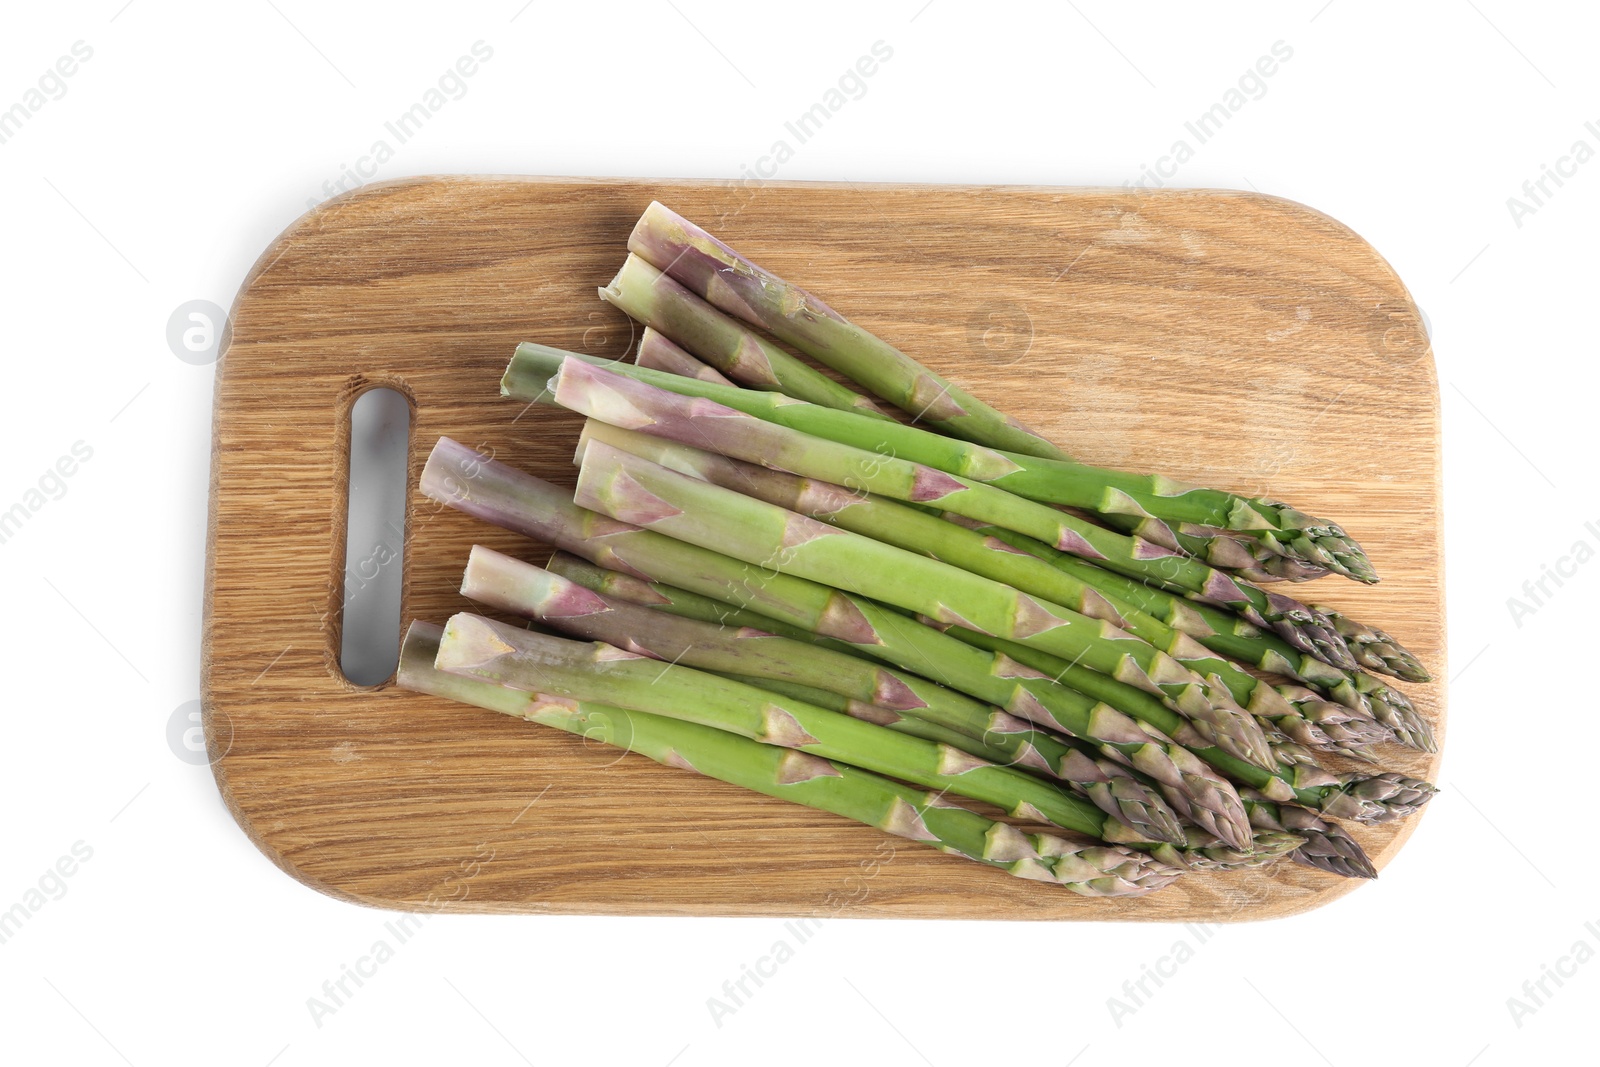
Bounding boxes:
[1,2,1594,1064]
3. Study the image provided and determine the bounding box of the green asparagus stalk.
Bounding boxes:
[626,200,1069,459]
[598,242,1376,584]
[981,525,1438,753]
[1275,685,1391,760]
[578,418,1325,735]
[603,253,890,419]
[725,673,1186,849]
[1312,605,1432,683]
[1239,791,1378,879]
[1350,673,1437,753]
[572,436,1278,773]
[399,621,1180,895]
[462,544,1187,843]
[522,349,1356,667]
[635,327,734,385]
[435,612,1186,854]
[417,440,1253,846]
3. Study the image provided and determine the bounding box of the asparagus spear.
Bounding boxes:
[578,418,1322,733]
[1239,791,1378,880]
[981,526,1438,753]
[626,200,1068,460]
[418,439,1251,846]
[635,328,734,384]
[525,350,1355,666]
[1275,685,1392,759]
[399,621,1179,895]
[435,612,1187,853]
[725,673,1186,849]
[572,436,1277,773]
[596,246,1376,584]
[935,623,1438,824]
[604,254,889,419]
[1313,605,1432,683]
[1350,673,1437,753]
[462,545,1188,843]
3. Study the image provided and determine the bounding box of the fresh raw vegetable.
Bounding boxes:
[390,201,1439,903]
[1313,605,1432,683]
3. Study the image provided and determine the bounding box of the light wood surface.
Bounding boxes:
[203,176,1443,921]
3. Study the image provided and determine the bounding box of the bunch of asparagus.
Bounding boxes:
[397,202,1438,900]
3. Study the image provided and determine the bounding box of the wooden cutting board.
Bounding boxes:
[203,176,1443,921]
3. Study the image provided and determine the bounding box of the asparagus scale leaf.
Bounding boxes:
[635,327,735,385]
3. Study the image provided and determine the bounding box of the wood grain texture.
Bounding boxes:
[202,176,1443,921]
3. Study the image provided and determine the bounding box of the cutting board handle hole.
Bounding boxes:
[338,385,411,686]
